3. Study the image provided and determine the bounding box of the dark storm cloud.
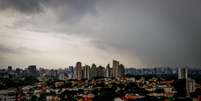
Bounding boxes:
[134,0,201,66]
[0,0,45,14]
[91,0,201,66]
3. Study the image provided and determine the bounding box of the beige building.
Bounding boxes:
[112,60,120,78]
[83,65,90,79]
[112,60,125,78]
[75,62,82,80]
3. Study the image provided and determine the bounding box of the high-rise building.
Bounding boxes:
[178,68,188,79]
[28,65,37,72]
[118,64,125,77]
[59,72,65,80]
[27,65,38,76]
[177,68,196,96]
[112,60,119,78]
[83,65,90,79]
[49,69,58,77]
[75,62,82,80]
[69,66,74,79]
[96,66,105,77]
[8,66,12,71]
[90,64,97,79]
[106,64,112,78]
[187,78,196,94]
[16,68,22,75]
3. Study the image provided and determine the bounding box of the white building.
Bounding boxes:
[178,68,188,79]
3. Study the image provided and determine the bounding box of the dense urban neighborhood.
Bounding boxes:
[0,60,201,101]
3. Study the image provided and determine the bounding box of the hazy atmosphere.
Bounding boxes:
[0,0,201,68]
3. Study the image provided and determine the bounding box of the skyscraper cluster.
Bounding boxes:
[72,60,125,80]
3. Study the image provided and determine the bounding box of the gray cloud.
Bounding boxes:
[0,44,19,54]
[47,0,97,19]
[0,0,45,14]
[0,0,97,31]
[0,0,97,19]
[89,0,201,66]
[0,44,44,54]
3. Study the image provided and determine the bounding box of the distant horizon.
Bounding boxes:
[0,62,200,69]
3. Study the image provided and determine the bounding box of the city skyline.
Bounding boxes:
[0,0,201,68]
[0,59,201,100]
[0,60,199,69]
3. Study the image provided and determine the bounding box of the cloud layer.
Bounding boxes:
[0,0,201,67]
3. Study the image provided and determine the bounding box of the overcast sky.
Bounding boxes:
[0,0,201,68]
